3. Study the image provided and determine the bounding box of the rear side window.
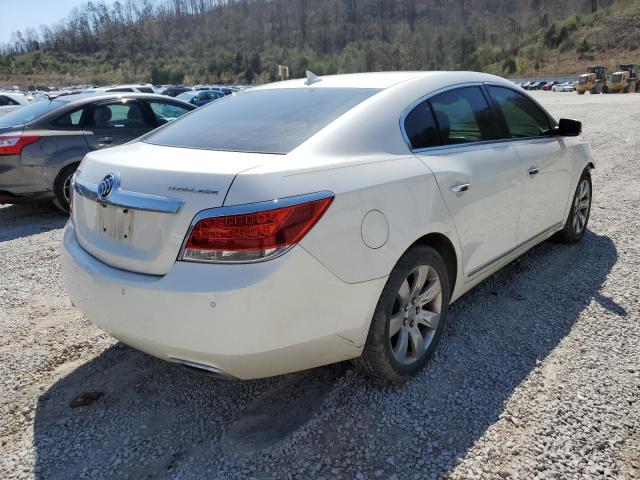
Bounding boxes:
[0,95,19,106]
[53,108,85,127]
[429,86,500,145]
[488,86,551,138]
[404,100,440,149]
[145,88,380,154]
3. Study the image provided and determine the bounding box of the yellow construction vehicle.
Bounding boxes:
[576,66,607,94]
[608,64,639,93]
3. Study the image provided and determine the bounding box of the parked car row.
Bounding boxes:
[0,82,248,122]
[514,80,577,92]
[0,93,195,211]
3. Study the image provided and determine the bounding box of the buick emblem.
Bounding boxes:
[98,174,116,199]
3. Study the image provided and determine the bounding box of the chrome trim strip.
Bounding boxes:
[466,222,564,279]
[74,178,184,214]
[177,190,335,264]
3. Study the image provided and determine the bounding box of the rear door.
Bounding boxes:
[486,85,572,241]
[407,85,524,280]
[83,100,152,150]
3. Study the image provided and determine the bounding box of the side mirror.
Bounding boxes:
[557,118,582,137]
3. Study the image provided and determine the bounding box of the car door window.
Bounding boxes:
[429,86,500,145]
[404,100,440,149]
[53,108,85,127]
[147,101,191,125]
[0,95,19,106]
[91,102,148,129]
[488,86,552,138]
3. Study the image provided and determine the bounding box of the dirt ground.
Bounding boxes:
[0,91,639,479]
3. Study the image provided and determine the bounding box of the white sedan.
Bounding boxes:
[62,71,594,382]
[0,92,30,117]
[552,82,576,92]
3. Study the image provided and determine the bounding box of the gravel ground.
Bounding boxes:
[0,91,639,480]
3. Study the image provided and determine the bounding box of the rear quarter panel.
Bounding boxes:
[224,155,462,289]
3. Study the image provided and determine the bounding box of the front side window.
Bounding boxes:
[90,102,147,129]
[147,101,191,125]
[137,87,154,94]
[106,88,134,93]
[429,86,500,145]
[145,87,380,154]
[488,86,551,138]
[404,100,440,149]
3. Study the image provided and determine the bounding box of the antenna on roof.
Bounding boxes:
[305,70,321,86]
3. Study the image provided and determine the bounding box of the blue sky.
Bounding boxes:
[1,0,113,44]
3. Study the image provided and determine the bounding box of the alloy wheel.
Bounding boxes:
[572,179,590,235]
[389,265,443,365]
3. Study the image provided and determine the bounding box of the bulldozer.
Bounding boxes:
[576,66,607,94]
[608,64,639,93]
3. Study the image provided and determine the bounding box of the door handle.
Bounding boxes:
[449,183,470,194]
[528,167,540,176]
[97,136,113,144]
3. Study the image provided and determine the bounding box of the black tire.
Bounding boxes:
[52,164,78,214]
[353,245,451,383]
[577,90,585,95]
[552,169,592,244]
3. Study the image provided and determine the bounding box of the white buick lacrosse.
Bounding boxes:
[63,71,594,382]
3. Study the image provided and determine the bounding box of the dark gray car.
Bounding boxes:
[0,93,195,212]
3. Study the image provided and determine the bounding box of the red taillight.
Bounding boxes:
[0,136,40,156]
[181,194,333,262]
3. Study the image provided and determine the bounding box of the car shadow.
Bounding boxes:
[0,203,66,241]
[32,230,619,478]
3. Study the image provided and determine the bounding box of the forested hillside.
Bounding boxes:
[1,0,639,86]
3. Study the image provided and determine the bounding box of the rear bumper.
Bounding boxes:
[62,222,386,379]
[0,156,54,202]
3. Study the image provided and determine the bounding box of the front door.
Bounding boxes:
[485,85,572,241]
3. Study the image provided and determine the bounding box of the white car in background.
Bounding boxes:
[552,82,576,92]
[0,92,30,117]
[83,84,156,94]
[63,71,594,383]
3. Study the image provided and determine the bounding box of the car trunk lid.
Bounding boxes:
[72,141,263,275]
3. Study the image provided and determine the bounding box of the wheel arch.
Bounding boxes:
[408,232,458,297]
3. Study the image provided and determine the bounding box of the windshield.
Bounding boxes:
[145,87,380,154]
[612,74,623,83]
[0,99,67,127]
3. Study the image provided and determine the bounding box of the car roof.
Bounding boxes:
[57,92,180,105]
[252,71,516,91]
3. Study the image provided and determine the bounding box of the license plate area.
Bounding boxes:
[96,204,134,242]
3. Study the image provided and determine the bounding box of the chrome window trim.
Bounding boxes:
[399,81,561,154]
[177,190,335,264]
[74,176,184,214]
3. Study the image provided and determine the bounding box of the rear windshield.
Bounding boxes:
[145,87,380,154]
[0,99,67,127]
